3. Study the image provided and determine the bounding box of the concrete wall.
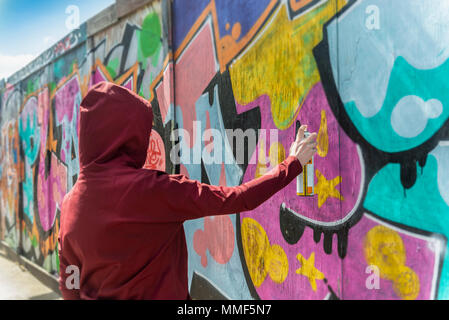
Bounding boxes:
[1,0,449,300]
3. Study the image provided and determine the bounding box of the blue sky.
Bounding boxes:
[0,0,115,80]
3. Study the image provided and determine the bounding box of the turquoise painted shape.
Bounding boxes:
[345,56,449,153]
[364,154,449,299]
[18,111,41,223]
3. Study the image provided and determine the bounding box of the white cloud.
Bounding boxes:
[0,53,35,80]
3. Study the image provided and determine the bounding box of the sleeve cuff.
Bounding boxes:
[284,155,302,176]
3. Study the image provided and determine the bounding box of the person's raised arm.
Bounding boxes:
[148,125,317,222]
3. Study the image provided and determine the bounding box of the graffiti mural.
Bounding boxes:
[1,0,449,300]
[0,86,21,250]
[175,0,449,300]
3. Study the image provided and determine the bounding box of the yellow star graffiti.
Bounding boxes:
[295,252,325,291]
[315,169,344,208]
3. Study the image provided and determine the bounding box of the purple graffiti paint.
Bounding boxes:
[237,82,362,299]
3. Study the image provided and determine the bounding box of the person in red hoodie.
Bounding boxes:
[58,81,317,300]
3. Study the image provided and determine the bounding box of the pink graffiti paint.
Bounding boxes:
[37,153,67,231]
[180,163,190,177]
[54,76,80,124]
[3,84,15,101]
[193,215,235,267]
[175,21,218,148]
[236,82,438,299]
[143,129,166,171]
[237,82,362,299]
[121,76,134,91]
[238,82,362,224]
[37,88,68,231]
[218,162,227,187]
[53,75,81,164]
[156,63,174,124]
[90,66,109,88]
[342,213,437,300]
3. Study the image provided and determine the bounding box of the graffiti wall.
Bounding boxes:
[1,0,449,300]
[0,0,173,276]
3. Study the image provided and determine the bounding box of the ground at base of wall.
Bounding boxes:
[0,250,62,300]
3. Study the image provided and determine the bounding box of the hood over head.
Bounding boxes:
[79,81,153,170]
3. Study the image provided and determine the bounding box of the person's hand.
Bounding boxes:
[289,125,318,166]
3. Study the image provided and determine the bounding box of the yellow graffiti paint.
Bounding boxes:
[255,139,268,178]
[295,251,325,291]
[315,169,343,208]
[393,266,420,300]
[269,142,286,167]
[266,244,289,284]
[241,218,289,287]
[364,225,420,300]
[255,141,286,178]
[241,217,269,287]
[230,1,347,130]
[317,109,329,157]
[364,225,406,279]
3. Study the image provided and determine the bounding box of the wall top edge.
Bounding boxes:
[2,0,157,88]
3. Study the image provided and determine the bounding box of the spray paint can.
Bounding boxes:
[297,130,315,196]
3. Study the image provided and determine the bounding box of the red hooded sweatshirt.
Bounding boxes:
[58,81,302,300]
